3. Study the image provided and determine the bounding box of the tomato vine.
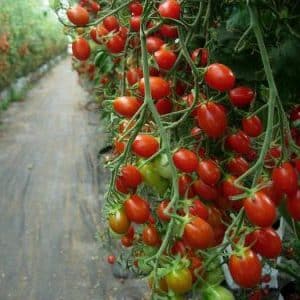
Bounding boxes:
[56,0,300,299]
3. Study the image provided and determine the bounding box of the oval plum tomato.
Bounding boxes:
[183,217,214,249]
[165,268,192,294]
[157,200,172,222]
[107,255,116,264]
[173,148,198,173]
[67,5,89,26]
[189,256,203,282]
[132,134,159,158]
[106,34,126,53]
[272,162,298,196]
[129,1,143,16]
[142,225,160,246]
[192,178,218,201]
[220,176,242,198]
[171,240,187,256]
[189,199,209,220]
[287,189,300,221]
[191,127,202,139]
[242,115,263,137]
[261,181,283,206]
[227,156,249,176]
[124,195,150,224]
[146,36,164,53]
[126,67,143,85]
[246,228,282,259]
[155,98,173,115]
[229,249,262,288]
[205,63,235,92]
[178,174,195,198]
[72,38,91,61]
[120,165,142,188]
[226,130,251,155]
[158,0,181,19]
[197,102,227,138]
[130,16,141,32]
[139,77,170,100]
[89,1,100,13]
[115,176,131,194]
[125,225,135,239]
[103,15,119,32]
[90,27,101,44]
[244,191,276,227]
[109,209,130,234]
[121,235,133,247]
[191,48,209,66]
[159,24,178,38]
[197,159,221,186]
[154,48,177,70]
[229,86,255,107]
[113,96,142,118]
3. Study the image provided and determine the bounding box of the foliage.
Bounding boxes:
[0,0,68,90]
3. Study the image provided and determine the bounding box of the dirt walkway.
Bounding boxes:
[0,59,144,300]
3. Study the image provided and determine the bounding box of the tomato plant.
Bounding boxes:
[57,0,300,298]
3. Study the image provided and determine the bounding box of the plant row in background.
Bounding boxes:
[0,0,68,92]
[56,0,300,299]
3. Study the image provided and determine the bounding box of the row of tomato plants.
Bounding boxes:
[57,0,300,299]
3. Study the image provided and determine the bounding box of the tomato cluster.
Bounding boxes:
[61,0,300,299]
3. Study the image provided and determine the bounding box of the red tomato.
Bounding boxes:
[191,48,209,66]
[178,174,195,198]
[159,24,178,38]
[227,156,249,176]
[205,63,235,92]
[197,102,228,138]
[115,176,131,194]
[158,0,181,19]
[229,86,255,107]
[132,134,159,158]
[189,256,203,282]
[129,1,143,16]
[173,148,198,173]
[242,115,263,137]
[130,16,141,32]
[226,130,251,154]
[287,189,300,220]
[155,98,173,115]
[243,191,276,227]
[90,27,101,44]
[139,77,170,100]
[103,15,119,32]
[114,140,125,155]
[124,194,150,224]
[290,106,300,121]
[272,162,298,196]
[192,178,218,201]
[183,217,214,249]
[220,176,243,198]
[142,225,161,246]
[154,48,177,70]
[146,36,164,53]
[229,250,262,288]
[171,240,187,256]
[121,235,133,247]
[67,5,89,26]
[264,146,281,168]
[261,181,283,206]
[189,199,209,220]
[89,1,100,13]
[120,165,142,188]
[246,228,282,259]
[106,34,126,53]
[182,93,199,117]
[126,67,143,85]
[107,255,116,264]
[191,127,202,139]
[118,26,129,39]
[113,96,142,118]
[72,38,91,61]
[197,159,221,186]
[157,200,172,221]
